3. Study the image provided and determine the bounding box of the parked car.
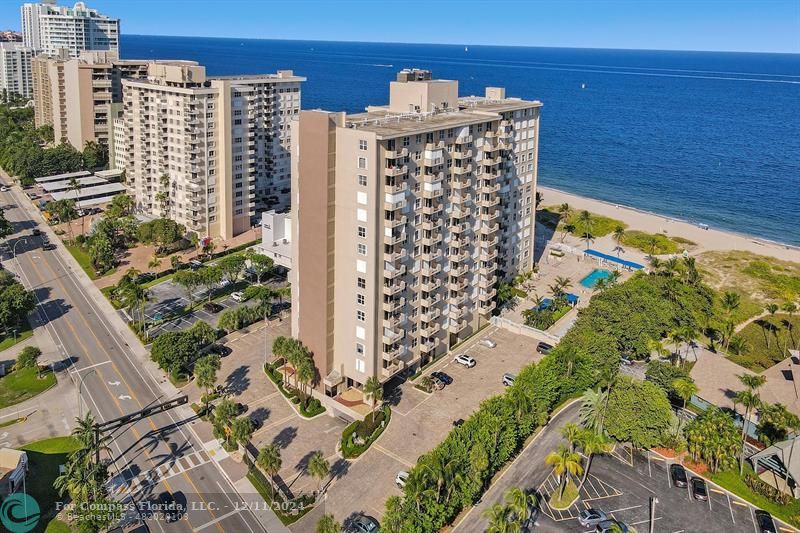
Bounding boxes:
[0,186,8,192]
[249,414,263,431]
[231,291,246,302]
[348,514,379,533]
[431,371,452,385]
[536,342,553,355]
[203,302,224,313]
[208,344,231,358]
[42,242,56,251]
[620,356,634,365]
[670,463,688,488]
[395,471,409,488]
[453,354,476,368]
[430,376,446,390]
[579,508,608,528]
[502,373,516,386]
[189,260,203,270]
[452,418,465,428]
[595,520,628,533]
[754,510,777,533]
[690,477,708,501]
[479,338,497,348]
[134,272,155,284]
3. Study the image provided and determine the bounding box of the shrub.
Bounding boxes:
[646,360,692,403]
[744,471,793,505]
[14,346,42,371]
[341,405,391,458]
[218,304,263,333]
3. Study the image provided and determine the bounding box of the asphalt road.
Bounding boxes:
[1,182,268,532]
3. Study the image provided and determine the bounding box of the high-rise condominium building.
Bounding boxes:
[32,51,152,150]
[123,64,304,240]
[291,69,541,400]
[0,43,34,98]
[21,1,119,58]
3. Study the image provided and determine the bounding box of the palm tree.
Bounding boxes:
[554,276,572,294]
[783,302,798,348]
[577,210,593,249]
[736,373,767,475]
[316,514,341,533]
[577,430,611,490]
[170,254,183,270]
[504,486,537,528]
[672,378,698,409]
[421,453,455,503]
[646,235,659,257]
[545,445,583,501]
[612,225,626,256]
[403,469,434,513]
[483,503,516,533]
[257,444,282,497]
[307,451,330,494]
[647,337,670,360]
[727,336,749,355]
[765,303,780,349]
[557,203,571,219]
[382,496,405,533]
[561,223,575,242]
[561,422,581,452]
[579,388,608,434]
[296,357,314,401]
[362,376,384,420]
[721,320,736,352]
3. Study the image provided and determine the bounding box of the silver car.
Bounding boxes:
[480,338,497,348]
[579,508,608,527]
[502,373,515,386]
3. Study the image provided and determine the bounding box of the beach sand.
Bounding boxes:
[539,186,800,264]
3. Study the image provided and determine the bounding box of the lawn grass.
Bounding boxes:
[711,468,800,528]
[713,289,764,326]
[549,478,579,509]
[45,519,72,533]
[0,319,33,352]
[729,314,800,372]
[621,230,681,255]
[540,206,627,238]
[0,366,56,409]
[63,243,118,280]
[21,436,83,526]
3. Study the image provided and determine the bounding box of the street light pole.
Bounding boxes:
[12,238,27,261]
[77,368,97,418]
[649,496,659,533]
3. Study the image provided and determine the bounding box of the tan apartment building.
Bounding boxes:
[123,64,304,240]
[32,50,151,150]
[291,69,541,400]
[0,43,34,98]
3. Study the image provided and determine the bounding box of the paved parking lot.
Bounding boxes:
[533,451,795,533]
[292,325,551,530]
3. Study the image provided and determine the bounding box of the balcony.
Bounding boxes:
[479,196,500,207]
[385,181,408,194]
[420,202,442,215]
[420,293,441,308]
[383,280,406,296]
[385,147,408,159]
[384,229,406,246]
[421,186,443,200]
[478,288,497,302]
[382,328,404,345]
[478,275,497,289]
[420,278,442,293]
[479,183,500,195]
[382,297,406,312]
[448,278,468,292]
[420,308,441,322]
[480,248,499,262]
[478,263,497,277]
[451,177,471,191]
[383,248,407,263]
[384,314,406,329]
[384,196,407,212]
[479,223,499,235]
[481,208,499,221]
[420,338,440,354]
[479,300,497,315]
[455,134,473,144]
[386,215,407,228]
[419,233,442,247]
[449,306,466,321]
[420,322,441,337]
[423,171,444,184]
[452,148,472,159]
[451,193,472,205]
[420,218,441,232]
[384,264,406,279]
[425,141,445,151]
[385,165,408,177]
[449,320,467,334]
[450,206,472,219]
[449,292,468,306]
[479,236,499,249]
[452,164,472,176]
[451,263,469,277]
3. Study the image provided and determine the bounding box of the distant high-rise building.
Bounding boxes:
[32,51,152,150]
[21,1,119,58]
[0,43,34,98]
[0,31,24,43]
[290,69,541,401]
[123,64,304,240]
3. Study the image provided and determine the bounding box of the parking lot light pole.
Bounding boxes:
[649,496,658,533]
[77,368,97,419]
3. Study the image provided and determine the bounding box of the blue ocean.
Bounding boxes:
[121,36,800,246]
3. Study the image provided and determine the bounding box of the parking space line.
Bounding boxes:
[726,492,735,524]
[606,505,641,514]
[373,443,414,469]
[749,507,758,533]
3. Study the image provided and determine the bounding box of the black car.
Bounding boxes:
[754,510,777,533]
[203,302,224,313]
[670,463,688,488]
[134,272,155,284]
[42,242,56,250]
[536,342,553,355]
[453,418,465,427]
[690,476,708,501]
[249,414,263,430]
[208,344,231,357]
[348,514,379,533]
[431,371,452,385]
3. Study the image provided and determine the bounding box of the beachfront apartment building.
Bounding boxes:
[122,63,304,240]
[32,50,151,149]
[0,43,34,98]
[21,1,119,58]
[291,69,541,399]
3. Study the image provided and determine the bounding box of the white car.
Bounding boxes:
[395,471,409,488]
[231,291,245,302]
[480,338,497,348]
[453,354,476,368]
[0,186,8,192]
[502,373,515,386]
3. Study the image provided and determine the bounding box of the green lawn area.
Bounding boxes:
[729,314,800,372]
[713,289,764,326]
[64,243,100,280]
[44,519,71,533]
[0,319,33,352]
[698,250,800,303]
[549,478,579,510]
[21,436,82,527]
[621,230,682,255]
[711,468,800,528]
[539,206,627,238]
[0,366,57,409]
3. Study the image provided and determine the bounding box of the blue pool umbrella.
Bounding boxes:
[565,293,579,305]
[536,298,553,311]
[584,249,644,270]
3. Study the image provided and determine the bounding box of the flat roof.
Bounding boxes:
[35,170,91,184]
[41,176,106,193]
[345,96,541,138]
[50,182,126,202]
[94,169,124,179]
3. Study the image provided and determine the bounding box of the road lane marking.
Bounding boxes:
[727,492,735,524]
[118,395,132,400]
[606,505,642,514]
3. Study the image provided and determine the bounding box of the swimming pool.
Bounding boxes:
[580,269,612,288]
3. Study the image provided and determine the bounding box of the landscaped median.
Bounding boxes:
[243,452,316,525]
[340,405,392,459]
[264,358,325,418]
[0,347,57,409]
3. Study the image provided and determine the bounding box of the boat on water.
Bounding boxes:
[465,46,469,52]
[581,83,587,89]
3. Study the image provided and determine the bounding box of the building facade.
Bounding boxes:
[21,1,119,58]
[0,43,34,98]
[122,64,303,240]
[291,69,541,397]
[32,51,153,149]
[256,211,292,269]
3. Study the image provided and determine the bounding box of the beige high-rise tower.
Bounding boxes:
[291,69,541,402]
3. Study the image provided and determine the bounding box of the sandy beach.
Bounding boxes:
[539,186,800,264]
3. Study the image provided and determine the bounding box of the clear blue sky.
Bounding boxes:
[3,0,798,53]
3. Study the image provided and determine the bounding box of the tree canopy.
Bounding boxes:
[604,376,674,449]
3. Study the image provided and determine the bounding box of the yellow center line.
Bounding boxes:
[30,252,227,532]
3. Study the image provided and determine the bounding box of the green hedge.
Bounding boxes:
[341,405,391,459]
[264,361,326,418]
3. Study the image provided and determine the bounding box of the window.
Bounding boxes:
[357,277,366,289]
[357,294,365,305]
[358,175,367,186]
[357,243,367,255]
[357,226,366,238]
[356,343,365,355]
[359,140,368,150]
[355,359,366,373]
[357,310,365,322]
[357,157,367,169]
